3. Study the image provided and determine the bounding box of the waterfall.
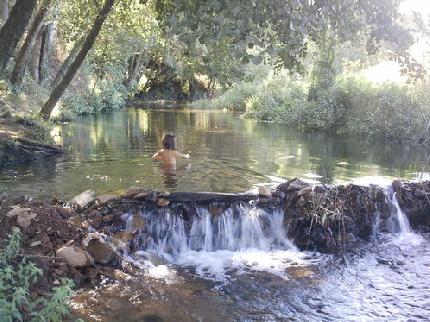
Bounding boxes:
[374,187,411,235]
[390,192,411,233]
[129,202,319,281]
[137,203,296,259]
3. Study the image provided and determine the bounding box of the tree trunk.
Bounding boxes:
[11,0,51,87]
[51,37,83,89]
[125,54,143,87]
[40,0,116,119]
[0,0,37,76]
[39,21,55,82]
[1,0,9,23]
[30,29,43,82]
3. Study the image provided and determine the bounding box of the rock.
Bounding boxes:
[258,186,272,197]
[113,231,136,242]
[135,251,170,266]
[56,246,94,268]
[67,215,89,229]
[6,206,32,218]
[133,192,148,200]
[297,186,313,197]
[156,198,170,207]
[277,177,309,192]
[17,211,37,228]
[96,194,117,205]
[69,190,95,210]
[126,214,145,232]
[30,241,42,247]
[86,239,117,265]
[124,187,145,198]
[90,213,103,228]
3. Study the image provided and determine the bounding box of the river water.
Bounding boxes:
[69,202,430,322]
[2,106,429,321]
[1,107,430,198]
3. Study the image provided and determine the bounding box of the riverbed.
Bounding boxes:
[1,107,430,198]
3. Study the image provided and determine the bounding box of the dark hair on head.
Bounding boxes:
[162,133,176,150]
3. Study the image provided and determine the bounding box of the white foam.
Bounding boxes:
[175,249,321,282]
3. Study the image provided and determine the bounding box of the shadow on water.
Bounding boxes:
[1,105,430,198]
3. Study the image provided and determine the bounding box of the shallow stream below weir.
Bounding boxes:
[70,188,430,321]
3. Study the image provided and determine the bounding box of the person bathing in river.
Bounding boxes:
[152,133,190,166]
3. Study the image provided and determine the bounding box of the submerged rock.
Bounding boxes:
[69,190,95,210]
[56,246,94,267]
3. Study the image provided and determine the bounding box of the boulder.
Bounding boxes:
[86,239,117,265]
[258,186,272,197]
[56,246,94,267]
[96,194,117,205]
[6,206,32,218]
[69,190,95,209]
[17,211,37,228]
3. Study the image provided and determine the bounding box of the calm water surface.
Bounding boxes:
[1,106,430,198]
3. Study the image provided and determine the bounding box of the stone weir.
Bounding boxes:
[69,178,430,254]
[2,178,430,286]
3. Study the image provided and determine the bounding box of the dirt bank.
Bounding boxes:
[0,117,63,168]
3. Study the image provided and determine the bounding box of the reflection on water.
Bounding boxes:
[1,106,430,198]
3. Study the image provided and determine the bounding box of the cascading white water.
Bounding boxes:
[390,192,411,233]
[374,187,411,235]
[131,203,316,280]
[138,204,296,258]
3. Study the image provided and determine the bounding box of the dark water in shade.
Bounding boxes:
[1,106,430,199]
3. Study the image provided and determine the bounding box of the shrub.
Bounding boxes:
[0,231,75,322]
[200,67,430,141]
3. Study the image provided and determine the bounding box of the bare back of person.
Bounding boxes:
[153,148,189,165]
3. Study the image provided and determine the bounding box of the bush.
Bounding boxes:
[337,76,430,140]
[200,68,430,141]
[0,231,75,322]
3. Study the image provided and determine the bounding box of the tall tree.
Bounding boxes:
[40,0,116,119]
[0,0,37,75]
[1,0,8,23]
[11,0,52,87]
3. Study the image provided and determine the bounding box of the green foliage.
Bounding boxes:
[200,66,430,141]
[0,231,75,322]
